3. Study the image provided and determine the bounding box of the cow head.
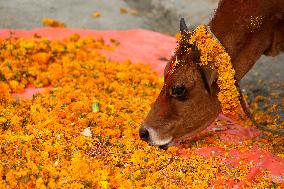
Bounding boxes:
[139,18,221,148]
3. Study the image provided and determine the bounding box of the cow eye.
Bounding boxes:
[170,85,187,99]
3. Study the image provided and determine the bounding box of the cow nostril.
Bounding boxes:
[139,127,150,141]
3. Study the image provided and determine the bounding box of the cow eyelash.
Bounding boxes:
[170,85,187,100]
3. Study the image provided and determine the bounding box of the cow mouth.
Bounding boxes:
[158,124,211,150]
[158,143,170,150]
[158,140,175,150]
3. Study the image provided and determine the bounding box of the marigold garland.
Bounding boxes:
[189,25,241,116]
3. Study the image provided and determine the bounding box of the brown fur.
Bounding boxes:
[210,0,284,81]
[140,0,284,146]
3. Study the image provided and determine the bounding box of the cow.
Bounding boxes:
[139,0,284,148]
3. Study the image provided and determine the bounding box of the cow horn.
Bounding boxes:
[180,18,188,34]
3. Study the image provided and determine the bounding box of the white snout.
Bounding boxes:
[146,127,173,146]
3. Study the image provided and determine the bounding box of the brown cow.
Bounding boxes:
[139,0,284,148]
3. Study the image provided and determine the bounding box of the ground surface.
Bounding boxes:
[0,0,283,118]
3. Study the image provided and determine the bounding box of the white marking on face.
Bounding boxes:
[147,127,173,146]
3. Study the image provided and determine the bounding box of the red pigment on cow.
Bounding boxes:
[158,57,178,117]
[165,57,177,81]
[158,91,170,117]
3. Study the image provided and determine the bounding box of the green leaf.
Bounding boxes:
[0,72,6,81]
[92,101,100,113]
[270,182,278,188]
[37,165,43,171]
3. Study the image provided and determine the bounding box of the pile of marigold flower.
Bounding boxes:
[0,34,283,188]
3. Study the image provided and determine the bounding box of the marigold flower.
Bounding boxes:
[41,18,66,28]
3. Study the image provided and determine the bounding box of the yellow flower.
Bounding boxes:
[41,18,66,28]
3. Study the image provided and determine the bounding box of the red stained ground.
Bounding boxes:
[1,27,283,188]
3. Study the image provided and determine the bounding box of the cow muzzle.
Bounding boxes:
[139,124,173,149]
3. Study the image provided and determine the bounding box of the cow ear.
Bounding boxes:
[191,44,217,93]
[199,66,217,93]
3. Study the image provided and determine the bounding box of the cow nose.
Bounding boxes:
[139,127,150,141]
